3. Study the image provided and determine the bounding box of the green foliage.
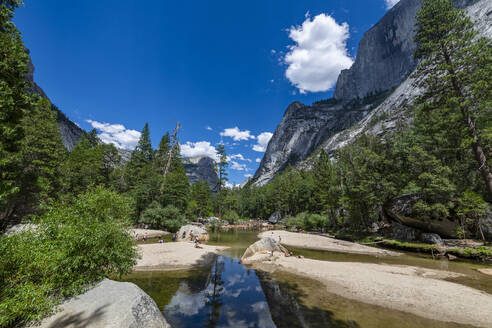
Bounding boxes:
[139,202,186,232]
[0,187,138,327]
[222,210,239,224]
[188,181,213,218]
[414,0,492,197]
[0,0,33,227]
[61,136,121,198]
[18,98,66,209]
[284,212,330,231]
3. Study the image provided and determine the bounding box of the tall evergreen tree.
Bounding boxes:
[414,0,492,198]
[0,0,33,227]
[160,142,190,211]
[129,123,153,169]
[154,132,170,172]
[215,144,228,218]
[18,97,66,210]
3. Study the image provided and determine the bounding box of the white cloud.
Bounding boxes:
[256,158,262,163]
[230,161,248,171]
[180,141,218,160]
[253,132,273,152]
[284,13,353,93]
[205,125,213,131]
[385,0,400,9]
[228,154,251,162]
[270,49,276,54]
[220,127,255,141]
[86,119,140,150]
[244,174,253,178]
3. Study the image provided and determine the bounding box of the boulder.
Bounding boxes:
[3,223,38,237]
[420,233,443,245]
[176,224,209,242]
[383,222,419,241]
[240,237,289,265]
[34,279,169,328]
[384,194,460,238]
[268,211,282,224]
[478,206,492,241]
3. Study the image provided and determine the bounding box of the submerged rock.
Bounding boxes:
[34,279,169,328]
[176,224,209,242]
[240,237,289,265]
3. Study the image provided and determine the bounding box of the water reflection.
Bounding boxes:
[164,255,276,328]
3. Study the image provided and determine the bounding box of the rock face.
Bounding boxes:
[252,0,491,186]
[268,211,282,224]
[26,53,85,151]
[176,224,209,242]
[35,279,169,328]
[240,237,289,265]
[420,233,443,245]
[182,156,219,191]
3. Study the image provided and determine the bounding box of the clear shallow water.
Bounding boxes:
[122,230,491,328]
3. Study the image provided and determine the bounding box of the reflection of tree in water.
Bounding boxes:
[256,271,360,328]
[205,257,225,328]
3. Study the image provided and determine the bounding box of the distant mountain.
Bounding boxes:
[252,0,491,186]
[182,156,219,191]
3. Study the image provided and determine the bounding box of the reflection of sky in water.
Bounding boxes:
[164,256,276,328]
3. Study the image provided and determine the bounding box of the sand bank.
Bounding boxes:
[134,242,228,271]
[259,230,400,256]
[250,254,492,327]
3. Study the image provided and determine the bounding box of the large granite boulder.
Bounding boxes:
[479,207,492,241]
[420,233,443,245]
[176,224,209,242]
[384,194,460,238]
[240,237,289,265]
[268,211,282,224]
[34,279,169,328]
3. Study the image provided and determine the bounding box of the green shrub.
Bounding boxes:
[284,212,330,231]
[0,186,138,327]
[140,202,186,232]
[223,210,239,224]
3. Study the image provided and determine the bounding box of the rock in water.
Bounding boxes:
[268,211,282,224]
[240,237,289,265]
[35,279,169,328]
[176,224,209,241]
[420,233,443,245]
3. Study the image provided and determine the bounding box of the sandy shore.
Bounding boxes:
[259,230,400,256]
[134,242,228,271]
[132,228,170,239]
[250,254,492,327]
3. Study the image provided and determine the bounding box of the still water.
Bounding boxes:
[122,230,491,328]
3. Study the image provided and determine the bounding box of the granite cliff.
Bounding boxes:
[252,0,491,186]
[182,156,219,191]
[26,53,85,151]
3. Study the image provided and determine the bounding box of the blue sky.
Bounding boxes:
[15,0,397,185]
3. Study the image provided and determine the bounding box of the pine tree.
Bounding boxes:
[0,0,33,227]
[215,144,228,218]
[129,123,153,169]
[413,0,492,198]
[19,97,66,209]
[154,132,170,172]
[160,142,190,211]
[312,151,339,225]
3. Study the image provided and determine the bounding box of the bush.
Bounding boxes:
[284,212,330,231]
[0,186,138,327]
[223,210,239,224]
[140,202,186,232]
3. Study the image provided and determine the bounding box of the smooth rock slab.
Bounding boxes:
[34,279,169,328]
[176,224,208,241]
